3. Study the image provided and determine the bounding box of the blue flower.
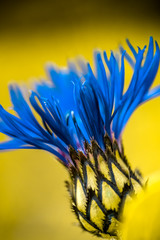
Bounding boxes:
[0,37,160,167]
[0,37,160,238]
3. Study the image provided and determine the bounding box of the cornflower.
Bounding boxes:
[0,37,160,239]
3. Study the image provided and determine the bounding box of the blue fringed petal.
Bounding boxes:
[0,38,160,166]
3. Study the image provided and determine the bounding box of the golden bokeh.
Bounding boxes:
[122,171,160,239]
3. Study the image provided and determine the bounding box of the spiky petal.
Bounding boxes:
[0,37,159,167]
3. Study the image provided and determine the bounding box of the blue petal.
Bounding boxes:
[126,39,138,58]
[0,37,160,165]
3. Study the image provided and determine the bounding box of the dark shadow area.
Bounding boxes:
[0,0,160,33]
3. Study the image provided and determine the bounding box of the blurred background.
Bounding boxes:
[0,0,160,239]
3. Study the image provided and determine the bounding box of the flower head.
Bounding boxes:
[0,37,160,239]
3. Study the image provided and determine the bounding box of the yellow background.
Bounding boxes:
[0,1,160,239]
